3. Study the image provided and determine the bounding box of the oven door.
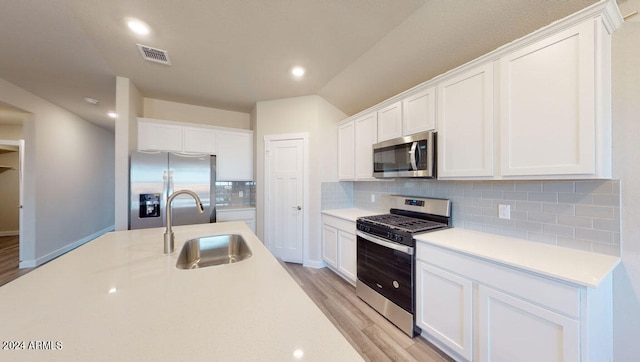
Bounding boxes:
[356,231,414,313]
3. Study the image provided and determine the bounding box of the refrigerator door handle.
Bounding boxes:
[167,171,174,195]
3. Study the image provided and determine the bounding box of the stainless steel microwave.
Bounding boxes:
[372,131,436,178]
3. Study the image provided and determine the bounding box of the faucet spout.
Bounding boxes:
[164,190,204,254]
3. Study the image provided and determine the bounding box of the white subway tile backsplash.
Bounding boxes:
[528,192,558,203]
[575,205,615,219]
[515,201,543,212]
[558,214,593,228]
[320,179,621,256]
[528,212,557,224]
[542,181,575,193]
[515,181,543,192]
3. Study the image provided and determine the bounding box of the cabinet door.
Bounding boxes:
[217,131,253,181]
[377,101,402,142]
[216,209,256,233]
[416,261,473,361]
[183,127,217,154]
[322,225,338,269]
[337,230,357,283]
[138,120,183,152]
[354,112,377,180]
[437,63,494,178]
[337,121,355,180]
[500,21,596,177]
[479,285,579,362]
[403,87,436,135]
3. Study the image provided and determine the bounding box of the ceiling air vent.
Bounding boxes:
[136,44,171,65]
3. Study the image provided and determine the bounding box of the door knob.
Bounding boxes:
[293,206,302,210]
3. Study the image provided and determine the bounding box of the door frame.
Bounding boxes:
[0,139,24,262]
[263,133,309,264]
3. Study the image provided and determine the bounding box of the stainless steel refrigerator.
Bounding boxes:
[129,151,215,230]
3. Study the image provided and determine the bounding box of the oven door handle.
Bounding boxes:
[357,231,414,255]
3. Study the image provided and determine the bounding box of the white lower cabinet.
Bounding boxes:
[321,215,357,285]
[337,230,356,282]
[478,285,579,362]
[416,241,612,362]
[216,208,256,233]
[416,261,473,361]
[321,225,338,269]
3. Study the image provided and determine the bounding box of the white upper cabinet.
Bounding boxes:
[138,119,183,152]
[377,101,403,142]
[334,1,621,181]
[437,63,494,178]
[337,121,355,181]
[338,112,378,181]
[138,118,254,181]
[403,87,436,136]
[183,126,217,154]
[499,20,607,178]
[216,130,253,181]
[354,112,378,180]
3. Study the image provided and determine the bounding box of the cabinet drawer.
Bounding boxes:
[417,242,581,318]
[216,209,255,222]
[321,214,356,233]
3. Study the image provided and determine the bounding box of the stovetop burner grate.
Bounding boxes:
[359,213,447,233]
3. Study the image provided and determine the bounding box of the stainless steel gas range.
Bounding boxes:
[356,195,452,337]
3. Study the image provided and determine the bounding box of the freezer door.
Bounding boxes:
[168,153,212,226]
[130,151,168,229]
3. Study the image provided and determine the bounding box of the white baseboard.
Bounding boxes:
[0,230,19,237]
[19,225,115,268]
[303,259,326,269]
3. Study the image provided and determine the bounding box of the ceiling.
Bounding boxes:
[0,0,637,131]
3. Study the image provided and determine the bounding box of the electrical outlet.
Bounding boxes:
[239,191,244,198]
[498,204,511,220]
[371,194,376,203]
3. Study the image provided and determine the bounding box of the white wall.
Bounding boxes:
[114,77,143,231]
[0,77,115,265]
[254,95,345,265]
[611,20,640,361]
[143,98,251,130]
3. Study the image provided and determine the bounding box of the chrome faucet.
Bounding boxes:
[164,190,204,254]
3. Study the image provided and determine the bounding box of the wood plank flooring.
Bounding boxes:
[0,235,33,287]
[282,262,454,362]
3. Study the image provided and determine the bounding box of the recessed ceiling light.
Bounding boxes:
[127,19,150,36]
[84,97,99,105]
[108,112,118,119]
[291,66,305,78]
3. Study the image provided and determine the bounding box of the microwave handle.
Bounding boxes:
[409,142,418,170]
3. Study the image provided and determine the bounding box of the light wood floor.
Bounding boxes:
[0,235,34,287]
[282,262,453,362]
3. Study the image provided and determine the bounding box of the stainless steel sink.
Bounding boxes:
[176,234,252,269]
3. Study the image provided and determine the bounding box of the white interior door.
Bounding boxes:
[265,136,305,263]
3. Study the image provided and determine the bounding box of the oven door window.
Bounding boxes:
[357,236,414,313]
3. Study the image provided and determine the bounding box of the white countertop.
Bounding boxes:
[0,222,362,361]
[415,228,620,288]
[321,208,380,222]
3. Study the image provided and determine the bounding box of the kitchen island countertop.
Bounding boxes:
[0,222,363,361]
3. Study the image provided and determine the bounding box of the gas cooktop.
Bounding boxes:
[358,213,447,234]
